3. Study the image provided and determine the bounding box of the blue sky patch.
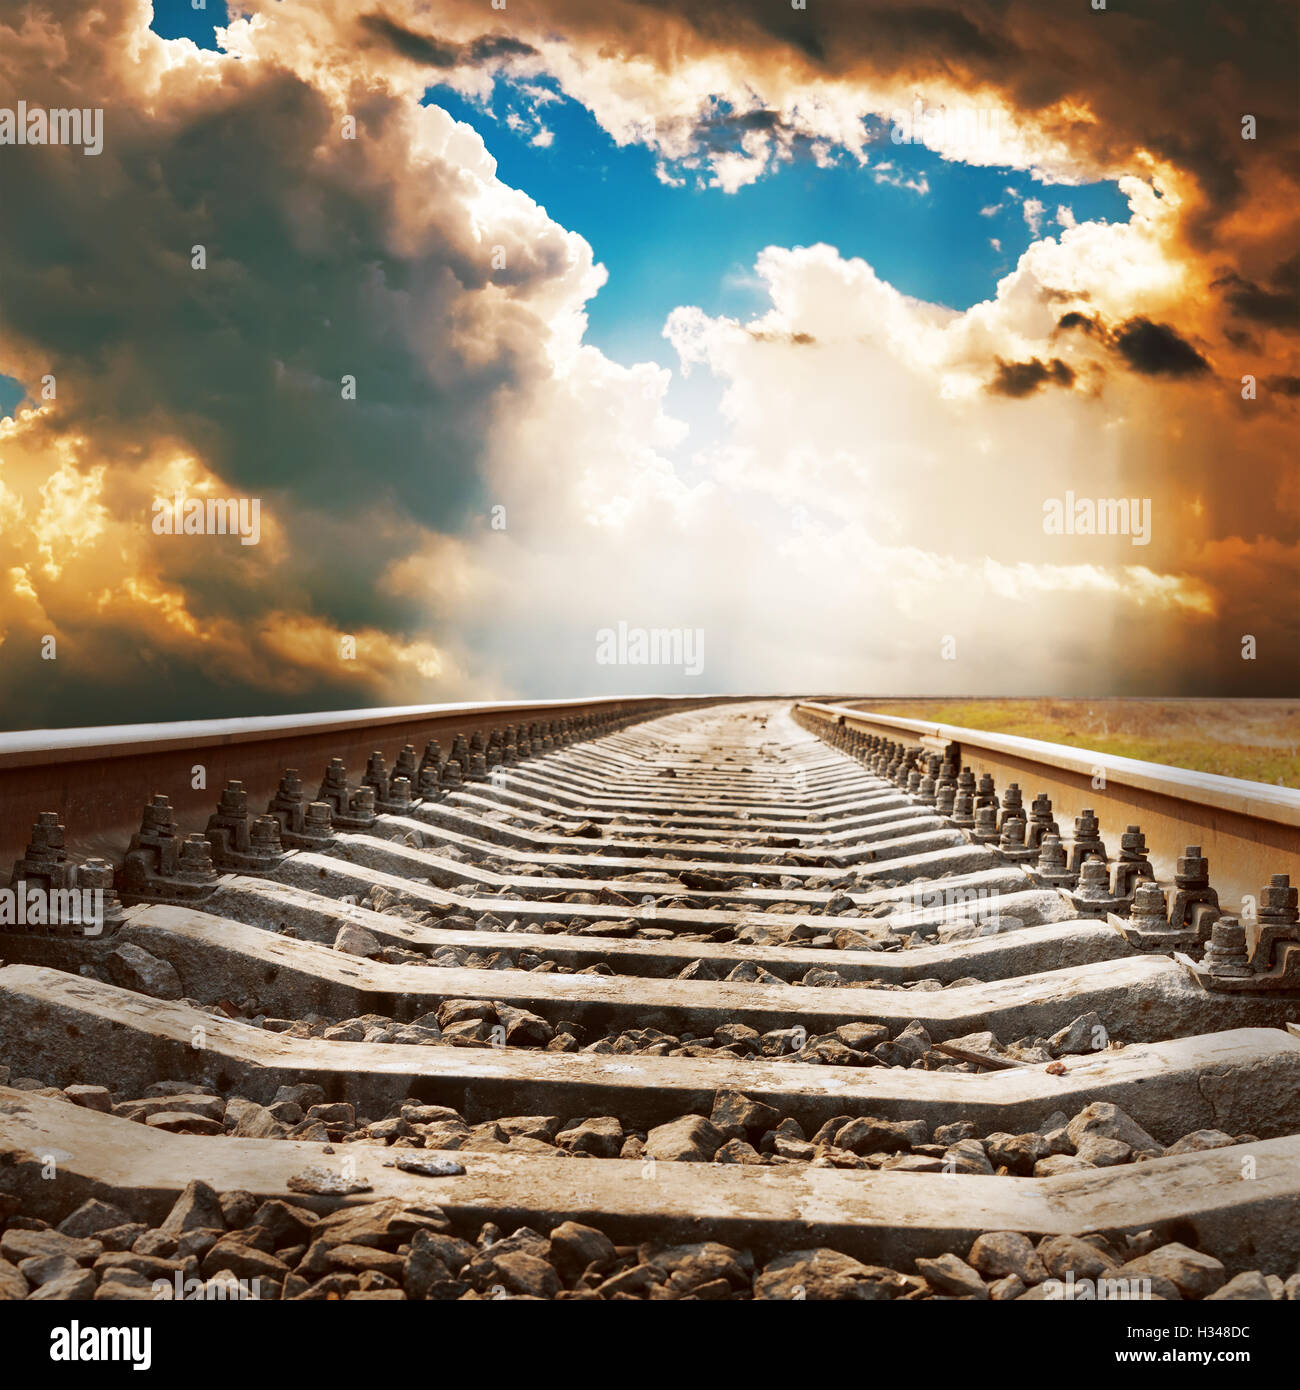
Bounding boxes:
[0,374,24,420]
[150,0,227,49]
[427,79,1131,377]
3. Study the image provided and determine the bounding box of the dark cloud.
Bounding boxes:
[1264,374,1300,397]
[1114,317,1211,378]
[358,14,536,68]
[0,0,598,728]
[695,104,784,149]
[988,356,1075,397]
[0,61,562,532]
[459,0,1297,233]
[1056,311,1098,335]
[1212,254,1300,330]
[1056,312,1211,378]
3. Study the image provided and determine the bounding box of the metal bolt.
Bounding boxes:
[1129,879,1170,927]
[1204,916,1252,977]
[1176,846,1210,888]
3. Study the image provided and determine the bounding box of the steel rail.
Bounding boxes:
[0,694,726,865]
[795,700,1300,909]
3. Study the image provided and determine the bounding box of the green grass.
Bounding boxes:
[858,699,1300,788]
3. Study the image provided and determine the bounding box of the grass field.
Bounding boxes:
[853,699,1300,788]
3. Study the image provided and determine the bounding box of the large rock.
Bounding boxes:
[321,1021,366,1042]
[436,998,497,1027]
[1206,1271,1272,1300]
[20,1254,83,1288]
[463,1228,551,1291]
[159,1180,226,1238]
[1048,1012,1107,1056]
[677,958,719,981]
[58,1199,129,1240]
[713,1023,762,1054]
[495,1115,562,1142]
[640,1241,751,1294]
[402,1241,451,1300]
[1074,1135,1133,1167]
[709,1090,780,1141]
[989,1274,1027,1300]
[146,1110,223,1135]
[63,1085,112,1113]
[248,1200,319,1249]
[1066,1102,1163,1158]
[324,1244,407,1278]
[117,1093,225,1123]
[219,1191,257,1229]
[275,1083,326,1110]
[835,1023,889,1052]
[755,1248,900,1301]
[1165,1129,1238,1155]
[1115,1242,1225,1300]
[99,1225,148,1253]
[835,1117,927,1154]
[882,1154,946,1172]
[1037,1234,1118,1282]
[713,1138,763,1164]
[549,1222,617,1280]
[872,1021,932,1067]
[645,1115,725,1162]
[555,1116,624,1157]
[943,1138,995,1174]
[795,1037,860,1066]
[934,1121,977,1145]
[969,1232,1047,1285]
[421,1119,470,1150]
[497,1006,555,1047]
[106,943,183,999]
[333,923,382,957]
[915,1253,989,1299]
[491,1251,561,1299]
[1,1228,103,1266]
[1034,1154,1095,1177]
[0,1258,28,1300]
[202,1235,291,1283]
[305,1101,355,1128]
[29,1269,98,1300]
[93,1251,186,1283]
[984,1132,1051,1174]
[304,1199,447,1273]
[226,1098,289,1140]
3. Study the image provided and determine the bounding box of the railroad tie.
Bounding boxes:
[1,699,1297,1303]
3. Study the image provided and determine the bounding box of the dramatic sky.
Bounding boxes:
[0,0,1296,728]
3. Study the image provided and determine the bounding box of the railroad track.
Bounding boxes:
[1,697,1298,1304]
